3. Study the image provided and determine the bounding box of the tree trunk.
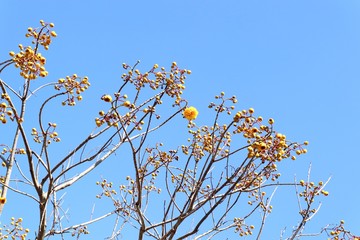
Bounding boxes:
[36,199,47,240]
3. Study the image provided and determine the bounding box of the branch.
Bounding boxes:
[0,181,38,202]
[256,186,278,240]
[45,210,118,237]
[53,139,124,191]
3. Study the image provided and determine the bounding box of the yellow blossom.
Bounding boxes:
[183,106,198,121]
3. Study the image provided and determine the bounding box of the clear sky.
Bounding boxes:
[1,0,360,239]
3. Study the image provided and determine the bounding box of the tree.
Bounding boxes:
[0,20,357,240]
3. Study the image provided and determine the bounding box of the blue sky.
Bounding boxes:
[1,0,360,239]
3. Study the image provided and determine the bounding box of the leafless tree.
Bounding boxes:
[0,20,357,240]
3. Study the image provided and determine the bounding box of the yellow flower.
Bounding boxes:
[183,106,198,121]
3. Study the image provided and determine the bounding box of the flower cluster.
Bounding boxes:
[121,175,161,195]
[299,179,329,200]
[326,220,360,240]
[235,168,265,193]
[137,146,177,193]
[1,93,23,124]
[71,225,89,237]
[182,123,231,161]
[1,147,26,156]
[233,218,255,237]
[295,179,330,221]
[178,93,313,222]
[31,122,60,144]
[0,217,29,240]
[95,109,144,129]
[182,92,309,167]
[231,107,308,162]
[55,74,90,106]
[208,92,237,115]
[96,94,162,129]
[95,146,171,209]
[121,62,191,105]
[25,20,56,49]
[10,45,47,79]
[95,179,131,217]
[9,20,56,80]
[0,101,13,124]
[95,94,137,127]
[94,62,192,130]
[96,179,117,198]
